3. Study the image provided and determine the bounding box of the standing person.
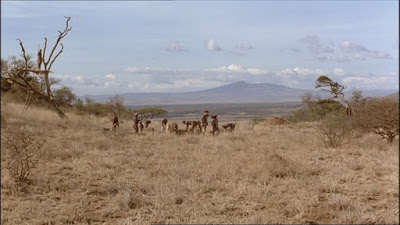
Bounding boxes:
[211,115,220,136]
[133,113,140,134]
[201,110,209,135]
[112,113,119,132]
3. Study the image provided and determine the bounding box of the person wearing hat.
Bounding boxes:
[133,113,140,134]
[201,110,209,135]
[211,114,220,136]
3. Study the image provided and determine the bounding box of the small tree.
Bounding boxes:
[85,97,95,119]
[131,107,168,120]
[317,113,355,148]
[349,89,366,117]
[2,129,44,182]
[314,99,343,119]
[354,98,399,143]
[299,92,343,121]
[75,98,84,115]
[315,75,351,116]
[53,85,76,107]
[301,92,317,116]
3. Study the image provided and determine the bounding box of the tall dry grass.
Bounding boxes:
[1,102,398,224]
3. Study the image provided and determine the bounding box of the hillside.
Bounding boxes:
[383,92,399,101]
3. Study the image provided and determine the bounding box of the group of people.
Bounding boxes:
[111,110,221,135]
[201,110,220,136]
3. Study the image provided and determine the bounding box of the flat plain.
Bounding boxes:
[1,102,398,224]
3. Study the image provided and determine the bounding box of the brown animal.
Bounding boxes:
[222,123,236,132]
[176,129,187,136]
[142,120,155,133]
[166,121,178,134]
[183,120,194,132]
[211,115,220,136]
[138,120,144,133]
[144,120,151,128]
[193,120,202,133]
[133,113,140,134]
[161,118,168,131]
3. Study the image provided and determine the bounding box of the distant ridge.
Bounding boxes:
[383,92,399,101]
[83,81,398,106]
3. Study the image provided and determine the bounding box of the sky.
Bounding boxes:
[1,1,399,95]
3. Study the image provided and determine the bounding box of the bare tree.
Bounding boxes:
[85,97,95,119]
[349,89,366,117]
[315,75,351,116]
[301,92,317,115]
[354,98,399,143]
[2,16,72,119]
[108,94,125,119]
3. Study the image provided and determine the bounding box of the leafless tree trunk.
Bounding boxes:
[6,16,72,119]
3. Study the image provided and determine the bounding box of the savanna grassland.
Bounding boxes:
[1,102,398,224]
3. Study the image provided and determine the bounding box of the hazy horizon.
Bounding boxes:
[81,80,398,97]
[1,1,398,95]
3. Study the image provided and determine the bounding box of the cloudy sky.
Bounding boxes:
[1,1,398,95]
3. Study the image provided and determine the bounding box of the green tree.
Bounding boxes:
[315,75,351,116]
[75,98,84,115]
[314,99,343,119]
[131,107,168,119]
[53,86,76,107]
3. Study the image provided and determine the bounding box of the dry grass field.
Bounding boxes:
[1,102,398,224]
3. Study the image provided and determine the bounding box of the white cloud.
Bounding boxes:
[247,68,268,75]
[333,68,346,76]
[208,64,268,75]
[235,43,254,51]
[368,50,392,59]
[126,66,187,73]
[336,56,351,62]
[340,41,369,52]
[165,41,185,52]
[354,53,367,61]
[205,40,222,51]
[342,76,390,89]
[211,64,245,72]
[340,41,392,60]
[106,73,116,79]
[277,67,325,78]
[298,35,334,55]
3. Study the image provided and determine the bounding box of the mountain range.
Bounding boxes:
[84,81,398,106]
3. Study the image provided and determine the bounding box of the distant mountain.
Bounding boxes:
[85,81,310,106]
[83,81,398,106]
